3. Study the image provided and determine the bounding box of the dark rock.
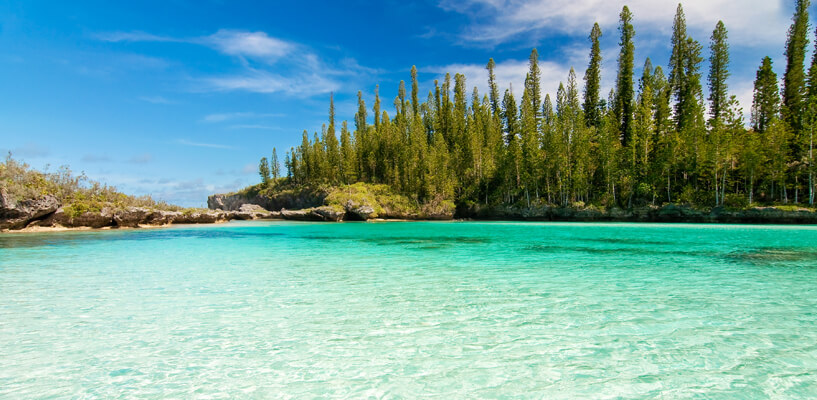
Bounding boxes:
[313,206,345,222]
[208,188,326,212]
[172,210,226,224]
[280,208,324,221]
[52,208,115,228]
[0,190,60,230]
[231,204,272,220]
[114,207,151,227]
[350,205,375,220]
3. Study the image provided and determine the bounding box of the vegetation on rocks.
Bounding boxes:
[1,154,182,215]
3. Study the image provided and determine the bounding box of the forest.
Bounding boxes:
[257,2,817,210]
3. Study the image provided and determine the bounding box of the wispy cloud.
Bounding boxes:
[176,139,234,149]
[95,31,178,43]
[203,69,342,96]
[202,111,284,123]
[205,30,293,59]
[229,124,280,130]
[127,153,154,164]
[138,95,176,104]
[437,0,790,47]
[81,154,112,163]
[96,29,377,97]
[5,142,50,158]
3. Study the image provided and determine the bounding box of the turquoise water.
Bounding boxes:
[2,221,817,398]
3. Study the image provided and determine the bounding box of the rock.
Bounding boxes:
[52,207,115,228]
[145,210,178,225]
[347,205,375,220]
[280,208,333,221]
[0,190,60,230]
[172,210,226,224]
[231,204,272,220]
[208,188,326,212]
[114,207,151,227]
[313,206,345,222]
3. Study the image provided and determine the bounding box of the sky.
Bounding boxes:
[0,0,806,206]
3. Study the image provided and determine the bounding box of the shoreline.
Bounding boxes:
[5,210,817,234]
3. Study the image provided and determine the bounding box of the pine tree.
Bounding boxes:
[808,27,817,205]
[707,21,732,205]
[325,94,341,182]
[752,57,780,133]
[669,3,687,116]
[411,65,420,116]
[615,6,635,146]
[527,49,542,124]
[487,58,500,115]
[783,0,811,145]
[340,120,356,183]
[258,157,270,186]
[584,22,603,129]
[708,21,730,127]
[271,148,280,179]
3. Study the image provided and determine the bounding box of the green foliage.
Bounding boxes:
[783,0,811,140]
[0,154,181,213]
[723,193,749,209]
[753,57,780,133]
[583,23,603,130]
[615,6,635,146]
[246,4,815,212]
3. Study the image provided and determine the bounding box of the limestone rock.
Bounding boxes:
[52,208,115,228]
[172,210,226,224]
[313,206,344,222]
[0,190,60,230]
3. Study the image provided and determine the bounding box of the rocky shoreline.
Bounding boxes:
[5,191,817,232]
[0,191,277,232]
[208,191,817,224]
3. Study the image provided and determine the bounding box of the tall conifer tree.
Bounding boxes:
[783,0,811,143]
[615,6,635,146]
[584,23,603,129]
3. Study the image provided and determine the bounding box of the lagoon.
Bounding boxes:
[2,221,817,398]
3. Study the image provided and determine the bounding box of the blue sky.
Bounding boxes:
[0,0,804,206]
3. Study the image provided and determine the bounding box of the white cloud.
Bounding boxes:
[204,30,293,59]
[228,124,280,130]
[438,0,790,47]
[176,139,234,149]
[96,29,376,97]
[202,112,284,123]
[127,153,154,164]
[138,95,176,104]
[204,68,341,97]
[95,31,177,43]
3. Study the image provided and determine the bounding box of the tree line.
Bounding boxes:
[259,2,817,208]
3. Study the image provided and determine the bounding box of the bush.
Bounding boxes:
[1,154,182,211]
[723,193,749,209]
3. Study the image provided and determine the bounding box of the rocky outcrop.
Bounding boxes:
[278,206,345,222]
[208,188,325,212]
[231,204,274,220]
[345,202,375,221]
[0,190,60,230]
[51,208,115,228]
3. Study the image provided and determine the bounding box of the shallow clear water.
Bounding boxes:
[2,221,817,398]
